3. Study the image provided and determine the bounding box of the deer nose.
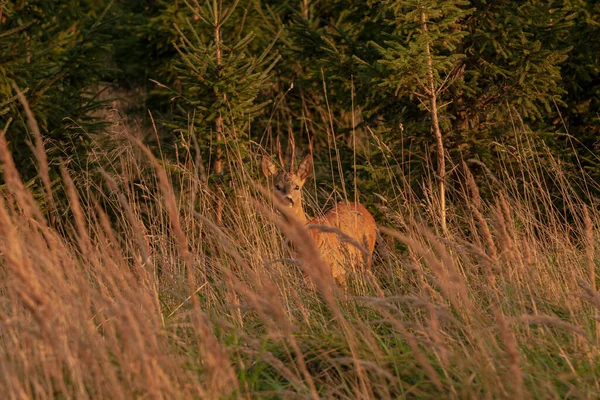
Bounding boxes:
[283,195,294,206]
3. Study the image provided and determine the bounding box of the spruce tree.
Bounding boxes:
[373,0,471,234]
[172,0,279,223]
[0,0,114,181]
[554,1,600,181]
[444,0,572,165]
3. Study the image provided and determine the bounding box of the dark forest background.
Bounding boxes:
[1,0,600,213]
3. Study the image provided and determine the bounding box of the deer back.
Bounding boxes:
[307,202,377,282]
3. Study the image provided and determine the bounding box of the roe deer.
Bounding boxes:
[262,153,377,283]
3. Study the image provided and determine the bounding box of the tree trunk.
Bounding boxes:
[214,0,225,225]
[421,8,448,236]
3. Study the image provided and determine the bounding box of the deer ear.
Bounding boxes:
[296,154,313,181]
[261,155,278,178]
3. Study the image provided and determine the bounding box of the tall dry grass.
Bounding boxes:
[1,110,600,399]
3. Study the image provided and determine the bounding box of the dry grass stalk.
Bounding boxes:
[583,205,599,343]
[495,309,524,399]
[12,83,55,213]
[518,314,590,341]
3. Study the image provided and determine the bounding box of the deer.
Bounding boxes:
[261,150,377,284]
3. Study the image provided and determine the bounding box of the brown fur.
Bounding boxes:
[262,154,377,283]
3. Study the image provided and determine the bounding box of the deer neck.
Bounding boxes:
[290,200,309,225]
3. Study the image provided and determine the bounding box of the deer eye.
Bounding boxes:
[294,185,300,190]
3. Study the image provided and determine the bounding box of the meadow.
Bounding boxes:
[1,102,599,399]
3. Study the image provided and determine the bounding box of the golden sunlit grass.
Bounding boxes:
[1,109,600,399]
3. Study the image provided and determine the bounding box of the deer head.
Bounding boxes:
[261,153,312,223]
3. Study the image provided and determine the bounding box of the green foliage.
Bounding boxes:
[111,0,191,90]
[0,0,115,181]
[552,1,600,180]
[3,0,600,204]
[172,1,280,136]
[373,0,471,107]
[255,0,595,202]
[452,1,571,137]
